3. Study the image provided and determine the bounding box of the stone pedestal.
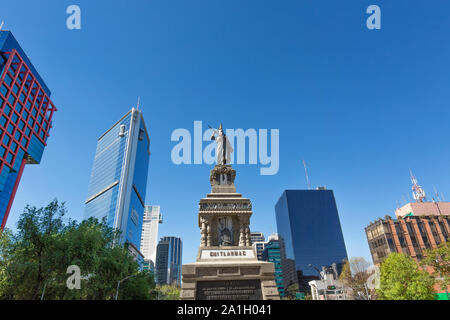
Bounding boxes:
[180,165,280,300]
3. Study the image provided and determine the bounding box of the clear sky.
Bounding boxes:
[1,0,450,265]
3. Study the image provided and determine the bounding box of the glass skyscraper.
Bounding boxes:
[0,31,57,230]
[275,188,348,293]
[155,236,183,287]
[84,108,150,255]
[140,205,162,265]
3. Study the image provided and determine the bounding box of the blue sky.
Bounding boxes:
[1,0,450,265]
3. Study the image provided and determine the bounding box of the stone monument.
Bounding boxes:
[180,123,280,300]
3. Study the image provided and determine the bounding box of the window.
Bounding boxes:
[4,74,12,87]
[14,131,21,141]
[10,142,17,152]
[13,84,19,95]
[0,85,8,97]
[8,94,15,106]
[0,116,7,127]
[3,135,10,146]
[6,152,13,164]
[18,120,25,130]
[21,137,28,147]
[7,124,14,134]
[4,105,11,116]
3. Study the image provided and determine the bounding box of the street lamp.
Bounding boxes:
[115,274,137,300]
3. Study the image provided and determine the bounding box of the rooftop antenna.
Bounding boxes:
[410,169,426,203]
[433,185,441,202]
[0,21,4,30]
[136,96,141,110]
[302,159,311,190]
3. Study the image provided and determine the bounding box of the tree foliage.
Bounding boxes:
[283,282,299,300]
[155,284,180,300]
[377,253,435,300]
[421,241,450,294]
[0,199,156,300]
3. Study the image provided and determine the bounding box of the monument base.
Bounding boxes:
[180,247,280,300]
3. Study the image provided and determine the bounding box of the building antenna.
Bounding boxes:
[433,185,441,202]
[136,96,141,110]
[410,169,426,202]
[302,159,311,190]
[0,21,4,30]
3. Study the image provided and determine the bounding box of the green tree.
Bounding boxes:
[0,199,156,300]
[421,241,450,297]
[283,282,299,300]
[377,253,435,300]
[155,284,180,300]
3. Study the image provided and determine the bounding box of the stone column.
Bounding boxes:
[239,224,245,246]
[206,223,211,247]
[200,217,207,247]
[245,225,251,246]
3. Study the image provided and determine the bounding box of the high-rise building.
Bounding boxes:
[0,31,57,231]
[84,108,150,257]
[155,236,183,287]
[262,234,285,296]
[253,241,267,261]
[275,188,348,293]
[250,231,265,243]
[261,233,297,297]
[365,201,450,265]
[140,205,162,266]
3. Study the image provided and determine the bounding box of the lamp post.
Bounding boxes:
[115,275,137,300]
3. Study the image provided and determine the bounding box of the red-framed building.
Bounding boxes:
[0,31,57,230]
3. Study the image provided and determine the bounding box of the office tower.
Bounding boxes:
[250,231,265,243]
[253,241,267,261]
[155,236,182,287]
[261,233,297,297]
[140,205,162,266]
[251,232,266,261]
[365,201,450,265]
[84,108,150,259]
[262,234,285,296]
[0,31,57,230]
[275,188,348,293]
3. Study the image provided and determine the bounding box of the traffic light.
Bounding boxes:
[327,285,336,290]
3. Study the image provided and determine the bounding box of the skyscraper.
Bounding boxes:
[251,231,266,261]
[275,188,348,293]
[250,232,265,243]
[0,31,57,230]
[140,205,162,265]
[84,108,150,257]
[155,236,182,287]
[262,234,285,297]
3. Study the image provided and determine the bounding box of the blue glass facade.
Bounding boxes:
[262,239,285,297]
[85,108,150,251]
[0,31,56,230]
[275,189,348,292]
[155,236,183,286]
